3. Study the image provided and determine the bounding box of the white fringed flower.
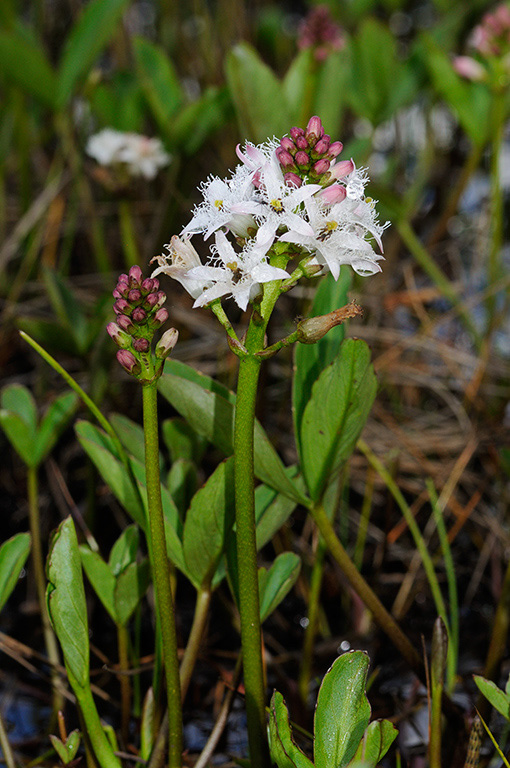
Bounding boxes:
[86,128,170,180]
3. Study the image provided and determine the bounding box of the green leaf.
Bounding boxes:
[0,532,31,613]
[474,675,510,720]
[133,36,183,140]
[89,70,144,133]
[140,687,156,761]
[282,48,313,125]
[268,691,315,768]
[300,339,377,502]
[311,50,349,135]
[293,270,352,447]
[225,42,290,143]
[109,525,139,576]
[346,720,398,767]
[422,34,491,147]
[255,482,297,551]
[0,411,35,467]
[1,383,38,433]
[162,417,206,463]
[171,87,230,155]
[75,420,146,529]
[259,552,301,622]
[80,546,116,621]
[57,0,132,109]
[158,362,309,506]
[46,517,89,687]
[0,384,38,466]
[50,731,81,765]
[114,559,150,626]
[0,28,56,107]
[42,269,89,355]
[314,651,371,768]
[109,413,159,470]
[183,458,235,589]
[34,391,78,466]
[167,458,198,516]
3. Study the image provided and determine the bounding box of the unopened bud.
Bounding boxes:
[144,290,166,311]
[327,141,343,158]
[276,147,297,171]
[128,265,143,286]
[314,137,330,155]
[117,349,141,375]
[297,302,363,344]
[106,322,132,348]
[152,308,169,329]
[313,158,330,174]
[113,299,130,315]
[128,289,142,303]
[280,137,296,154]
[305,116,325,146]
[330,159,355,180]
[132,307,147,323]
[133,337,150,353]
[318,184,346,204]
[117,314,135,333]
[155,328,179,359]
[141,277,157,294]
[295,151,310,167]
[284,172,302,188]
[295,135,309,150]
[290,127,305,141]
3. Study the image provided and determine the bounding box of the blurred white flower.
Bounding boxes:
[86,128,171,180]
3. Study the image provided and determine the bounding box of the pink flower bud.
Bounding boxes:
[276,147,297,170]
[106,322,131,349]
[329,159,355,180]
[314,137,331,155]
[142,278,157,293]
[144,291,166,311]
[452,56,485,81]
[152,308,169,328]
[155,328,179,359]
[295,135,309,150]
[113,299,130,315]
[327,141,343,158]
[313,158,331,174]
[128,265,143,286]
[290,127,305,140]
[284,172,302,188]
[280,137,296,154]
[132,307,147,323]
[295,151,310,167]
[133,337,150,352]
[318,184,346,204]
[252,170,262,188]
[117,349,141,375]
[113,287,126,299]
[128,289,142,303]
[117,314,134,332]
[305,116,325,146]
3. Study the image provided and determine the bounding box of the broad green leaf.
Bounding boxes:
[89,71,144,133]
[312,49,349,135]
[46,517,89,687]
[314,652,371,768]
[259,552,301,622]
[109,525,139,576]
[140,687,156,761]
[57,0,132,109]
[109,413,160,469]
[171,87,230,155]
[0,411,35,467]
[293,269,352,447]
[422,34,491,147]
[269,691,315,768]
[1,384,37,434]
[158,363,309,506]
[0,29,56,107]
[162,417,206,463]
[183,459,235,589]
[133,37,183,140]
[300,339,377,501]
[42,269,89,354]
[167,458,198,516]
[75,421,146,528]
[346,720,398,767]
[474,675,510,720]
[34,392,78,466]
[0,532,30,612]
[225,42,290,143]
[255,481,297,551]
[282,48,313,125]
[80,546,116,621]
[114,559,150,626]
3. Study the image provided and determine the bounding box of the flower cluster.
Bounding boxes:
[297,5,345,62]
[152,116,387,310]
[86,128,171,180]
[107,265,178,377]
[454,3,510,81]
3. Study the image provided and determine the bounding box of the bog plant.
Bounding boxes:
[13,116,411,768]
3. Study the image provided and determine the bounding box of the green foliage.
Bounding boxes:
[0,384,77,468]
[0,26,57,107]
[133,37,184,142]
[80,525,150,626]
[474,674,510,720]
[46,517,90,687]
[299,340,377,502]
[269,652,397,768]
[0,532,30,612]
[259,553,301,622]
[49,731,81,765]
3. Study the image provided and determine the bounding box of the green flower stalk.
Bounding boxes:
[108,266,182,768]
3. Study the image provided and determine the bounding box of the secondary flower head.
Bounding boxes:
[154,116,387,311]
[86,128,171,180]
[453,3,510,82]
[297,5,345,62]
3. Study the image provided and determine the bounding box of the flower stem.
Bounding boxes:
[117,623,131,745]
[142,382,183,768]
[119,199,141,269]
[179,586,212,701]
[72,674,121,768]
[487,86,505,329]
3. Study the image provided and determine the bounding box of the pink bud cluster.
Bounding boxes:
[276,116,352,198]
[297,5,345,62]
[472,3,510,57]
[107,265,177,376]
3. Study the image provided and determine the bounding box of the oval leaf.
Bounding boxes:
[259,552,301,623]
[269,691,315,768]
[80,546,116,621]
[0,532,31,612]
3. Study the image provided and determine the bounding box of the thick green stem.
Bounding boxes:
[487,87,505,328]
[142,383,183,768]
[73,675,121,768]
[117,623,131,745]
[310,502,424,678]
[298,535,326,704]
[27,465,63,718]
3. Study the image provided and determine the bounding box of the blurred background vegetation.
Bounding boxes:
[1,0,510,763]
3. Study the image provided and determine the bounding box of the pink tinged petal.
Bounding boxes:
[230,201,265,215]
[280,137,296,153]
[295,150,310,166]
[290,127,305,140]
[327,141,343,158]
[313,158,330,174]
[318,184,347,204]
[278,231,310,245]
[329,159,355,179]
[284,172,302,187]
[452,56,485,81]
